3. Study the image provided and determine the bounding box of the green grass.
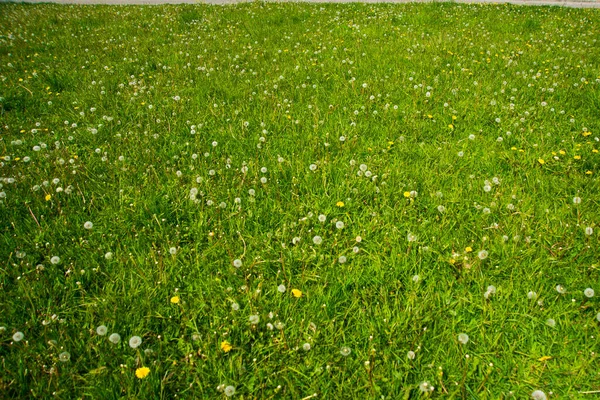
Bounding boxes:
[0,1,599,398]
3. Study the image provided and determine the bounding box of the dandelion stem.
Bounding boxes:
[27,205,41,228]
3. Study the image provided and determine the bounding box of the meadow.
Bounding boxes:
[0,1,599,398]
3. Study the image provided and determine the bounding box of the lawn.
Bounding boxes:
[0,1,599,398]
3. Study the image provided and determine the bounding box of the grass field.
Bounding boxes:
[1,2,599,398]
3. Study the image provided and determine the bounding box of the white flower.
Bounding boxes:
[478,250,488,260]
[340,346,351,356]
[458,333,469,344]
[573,196,581,204]
[12,332,24,342]
[313,235,323,245]
[483,185,491,192]
[169,247,177,255]
[407,350,415,360]
[437,205,446,213]
[335,221,344,229]
[584,288,595,298]
[407,233,417,242]
[59,351,70,362]
[109,333,121,344]
[277,284,286,293]
[585,227,593,235]
[531,390,547,400]
[419,381,434,393]
[129,336,142,348]
[303,343,311,351]
[84,221,93,230]
[555,285,566,294]
[309,164,317,171]
[412,275,420,283]
[233,259,242,268]
[338,256,347,264]
[249,315,259,325]
[231,302,239,311]
[318,214,327,223]
[96,325,108,336]
[224,386,236,397]
[104,252,113,260]
[50,256,60,265]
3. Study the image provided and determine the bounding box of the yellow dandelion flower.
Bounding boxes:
[135,367,150,379]
[574,155,581,160]
[452,115,457,120]
[170,296,180,304]
[465,247,473,253]
[45,194,52,201]
[559,150,566,155]
[292,289,302,298]
[220,340,232,353]
[403,192,411,198]
[583,131,591,137]
[538,158,545,165]
[336,201,345,207]
[586,170,593,175]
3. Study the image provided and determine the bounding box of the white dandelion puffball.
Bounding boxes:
[231,302,239,311]
[458,333,469,345]
[96,325,108,336]
[531,390,547,400]
[129,335,142,348]
[50,256,61,265]
[407,350,416,360]
[233,259,242,268]
[407,233,417,242]
[437,205,446,213]
[555,285,566,294]
[277,284,286,293]
[309,163,317,171]
[169,247,177,255]
[597,313,600,322]
[318,214,327,223]
[84,221,93,230]
[59,351,70,362]
[584,288,595,298]
[340,346,351,357]
[109,333,121,344]
[585,227,593,235]
[313,235,323,245]
[249,315,259,325]
[104,252,113,260]
[224,386,236,397]
[303,343,311,351]
[546,319,556,328]
[573,196,581,204]
[478,250,488,260]
[527,291,537,300]
[338,256,347,264]
[12,331,24,342]
[336,221,344,229]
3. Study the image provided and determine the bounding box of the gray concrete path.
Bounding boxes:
[2,0,599,8]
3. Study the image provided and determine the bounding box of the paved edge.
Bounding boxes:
[1,0,599,8]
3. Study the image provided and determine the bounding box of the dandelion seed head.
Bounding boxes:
[109,333,121,344]
[96,325,108,336]
[129,336,142,349]
[531,390,547,400]
[584,288,595,298]
[340,346,351,356]
[12,332,24,342]
[458,333,469,344]
[59,351,70,362]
